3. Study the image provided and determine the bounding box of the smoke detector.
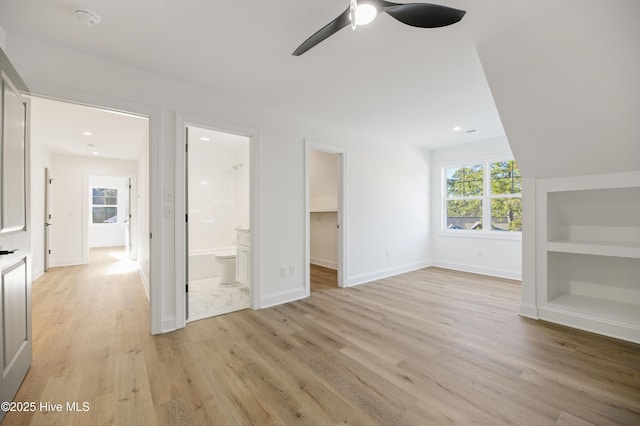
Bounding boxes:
[74,9,101,27]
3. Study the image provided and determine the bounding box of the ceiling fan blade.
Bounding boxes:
[381,3,466,28]
[292,8,351,56]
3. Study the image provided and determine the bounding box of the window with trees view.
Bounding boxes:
[445,160,522,232]
[92,188,118,224]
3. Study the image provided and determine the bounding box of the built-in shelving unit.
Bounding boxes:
[533,172,640,343]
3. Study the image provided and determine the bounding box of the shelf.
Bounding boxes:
[547,240,640,259]
[546,294,640,327]
[310,210,337,213]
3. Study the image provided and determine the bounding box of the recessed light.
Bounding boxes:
[200,137,210,141]
[87,143,96,147]
[83,131,93,136]
[453,126,462,132]
[201,181,208,185]
[92,151,100,155]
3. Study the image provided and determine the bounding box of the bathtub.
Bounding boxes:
[188,248,235,281]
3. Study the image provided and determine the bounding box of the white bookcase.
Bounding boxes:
[533,171,640,343]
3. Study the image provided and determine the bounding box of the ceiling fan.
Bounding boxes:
[292,0,466,56]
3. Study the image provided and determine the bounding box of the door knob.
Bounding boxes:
[0,249,18,255]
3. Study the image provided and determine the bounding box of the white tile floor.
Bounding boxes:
[188,276,250,321]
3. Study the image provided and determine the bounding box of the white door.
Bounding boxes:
[0,66,32,420]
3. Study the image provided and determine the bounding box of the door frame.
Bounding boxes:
[175,112,260,328]
[44,167,51,272]
[305,140,347,293]
[84,174,136,259]
[26,90,160,333]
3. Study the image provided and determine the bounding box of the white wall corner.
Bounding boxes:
[520,177,537,311]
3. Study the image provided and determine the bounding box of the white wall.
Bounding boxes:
[0,24,5,51]
[477,0,640,179]
[88,175,129,248]
[6,35,431,333]
[233,145,250,230]
[309,150,338,211]
[188,134,249,252]
[430,137,522,280]
[49,154,137,267]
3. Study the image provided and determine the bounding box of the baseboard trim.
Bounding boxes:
[32,269,45,282]
[310,258,337,270]
[347,260,432,287]
[161,316,177,333]
[260,287,307,309]
[138,265,150,300]
[538,306,640,344]
[50,258,86,268]
[431,260,521,281]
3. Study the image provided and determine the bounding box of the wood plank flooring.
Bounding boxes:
[2,248,639,425]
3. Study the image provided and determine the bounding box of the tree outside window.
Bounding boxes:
[92,188,118,223]
[445,160,522,232]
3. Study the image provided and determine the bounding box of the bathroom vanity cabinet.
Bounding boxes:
[236,228,250,285]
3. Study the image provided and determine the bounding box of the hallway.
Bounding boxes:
[4,247,153,425]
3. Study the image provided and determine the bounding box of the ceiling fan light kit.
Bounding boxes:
[293,0,466,56]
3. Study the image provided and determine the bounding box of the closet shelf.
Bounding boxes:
[546,240,640,259]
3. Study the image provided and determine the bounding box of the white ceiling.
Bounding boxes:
[1,0,557,151]
[29,96,148,161]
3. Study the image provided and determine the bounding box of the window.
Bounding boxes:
[92,188,118,223]
[444,160,522,232]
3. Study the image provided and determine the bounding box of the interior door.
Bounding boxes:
[44,167,51,271]
[0,62,32,420]
[125,177,132,258]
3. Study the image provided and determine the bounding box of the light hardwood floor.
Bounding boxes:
[3,248,639,425]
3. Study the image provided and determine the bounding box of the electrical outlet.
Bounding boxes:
[280,267,287,277]
[477,249,484,257]
[385,250,390,259]
[289,265,296,275]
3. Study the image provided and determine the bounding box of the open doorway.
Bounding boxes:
[29,96,150,287]
[88,175,134,258]
[306,141,346,293]
[186,125,251,321]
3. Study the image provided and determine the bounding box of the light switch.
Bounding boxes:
[164,204,174,218]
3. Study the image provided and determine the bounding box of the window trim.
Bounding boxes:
[91,187,119,224]
[442,158,522,236]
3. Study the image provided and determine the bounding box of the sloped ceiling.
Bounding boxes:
[0,0,558,149]
[478,0,640,178]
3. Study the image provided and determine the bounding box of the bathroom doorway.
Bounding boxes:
[306,142,346,293]
[186,125,251,321]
